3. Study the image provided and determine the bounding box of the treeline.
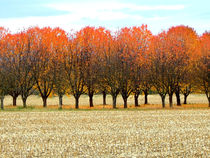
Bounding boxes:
[0,25,209,109]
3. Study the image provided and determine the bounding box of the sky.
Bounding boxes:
[0,0,209,34]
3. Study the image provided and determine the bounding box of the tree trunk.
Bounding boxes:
[112,95,117,109]
[42,97,47,107]
[89,93,94,108]
[22,97,27,108]
[59,94,63,109]
[144,90,148,104]
[205,92,210,107]
[184,94,187,104]
[13,95,18,106]
[175,89,181,106]
[102,91,106,105]
[123,97,127,108]
[0,96,4,110]
[169,94,173,108]
[134,93,139,107]
[161,95,165,108]
[75,96,79,109]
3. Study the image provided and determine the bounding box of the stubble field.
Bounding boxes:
[0,109,209,157]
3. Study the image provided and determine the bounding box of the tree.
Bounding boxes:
[82,27,97,108]
[0,27,8,109]
[175,85,181,105]
[149,32,168,108]
[0,24,208,109]
[0,73,7,109]
[115,26,151,108]
[98,80,108,105]
[130,25,152,107]
[63,31,88,109]
[76,27,107,107]
[140,66,152,105]
[181,85,192,104]
[18,28,40,107]
[96,29,113,106]
[196,32,210,106]
[1,28,39,108]
[54,61,67,109]
[102,33,121,108]
[166,25,199,107]
[116,27,134,108]
[11,32,31,107]
[1,33,21,106]
[33,27,56,107]
[179,64,196,104]
[50,28,68,109]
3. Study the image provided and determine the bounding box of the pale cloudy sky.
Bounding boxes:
[0,0,209,34]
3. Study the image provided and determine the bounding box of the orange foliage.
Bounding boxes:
[0,25,209,108]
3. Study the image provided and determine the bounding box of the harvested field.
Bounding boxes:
[0,110,209,157]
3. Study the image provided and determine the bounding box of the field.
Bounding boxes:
[2,94,209,109]
[0,110,209,157]
[1,94,209,157]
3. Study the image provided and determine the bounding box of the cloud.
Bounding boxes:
[0,12,167,34]
[0,15,84,33]
[44,1,183,21]
[1,1,173,33]
[1,0,208,35]
[126,5,185,11]
[46,2,185,12]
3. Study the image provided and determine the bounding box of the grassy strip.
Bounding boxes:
[0,105,209,112]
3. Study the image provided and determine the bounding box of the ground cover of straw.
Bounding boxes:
[0,109,209,157]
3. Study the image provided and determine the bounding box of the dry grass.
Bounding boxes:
[3,94,209,108]
[0,110,209,157]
